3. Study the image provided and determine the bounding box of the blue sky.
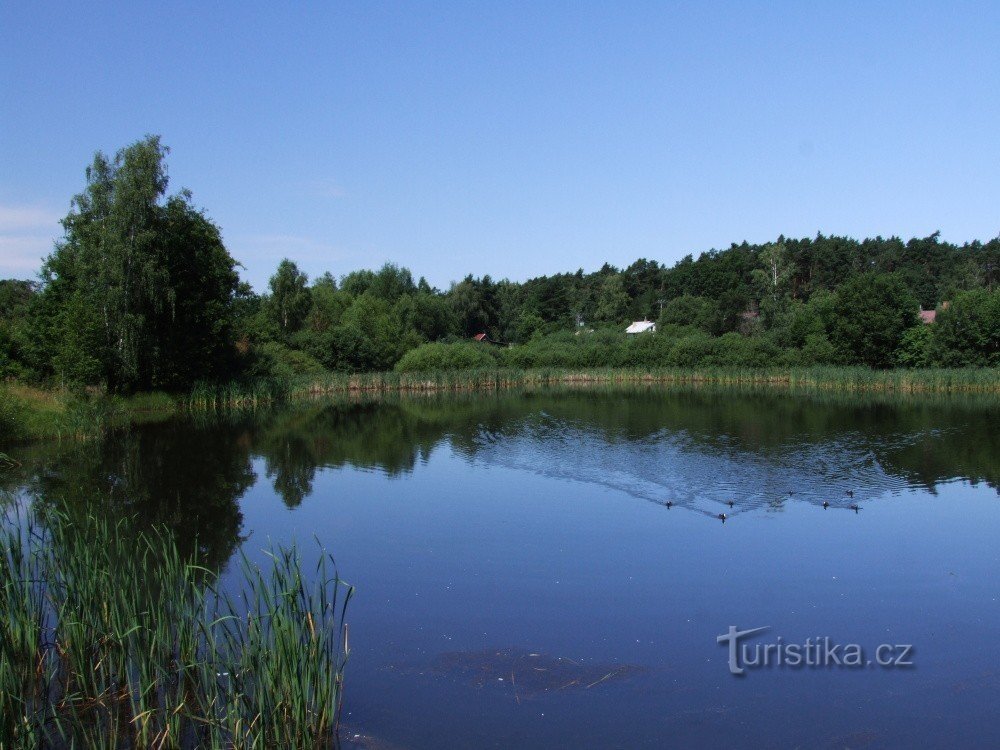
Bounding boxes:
[1,1,997,290]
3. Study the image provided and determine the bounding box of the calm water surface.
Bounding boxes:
[5,387,1000,749]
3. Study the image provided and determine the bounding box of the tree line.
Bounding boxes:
[1,136,998,393]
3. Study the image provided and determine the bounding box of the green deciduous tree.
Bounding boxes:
[895,324,934,368]
[267,259,311,336]
[593,275,631,325]
[448,275,500,338]
[0,280,37,378]
[304,273,349,333]
[930,289,1000,366]
[36,136,240,391]
[829,273,918,368]
[657,295,719,334]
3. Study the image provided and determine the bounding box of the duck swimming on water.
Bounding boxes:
[849,504,861,512]
[822,501,829,509]
[718,513,727,521]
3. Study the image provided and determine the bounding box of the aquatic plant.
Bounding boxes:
[5,365,1000,446]
[0,510,351,748]
[187,367,1000,410]
[0,383,178,444]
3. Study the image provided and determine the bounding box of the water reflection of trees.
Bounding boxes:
[252,388,1000,499]
[5,423,254,571]
[252,401,448,506]
[4,387,997,562]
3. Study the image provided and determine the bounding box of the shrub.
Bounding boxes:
[250,342,326,379]
[621,331,673,367]
[700,333,783,367]
[895,325,934,368]
[394,342,498,373]
[930,289,1000,366]
[657,295,719,334]
[800,332,840,365]
[830,273,918,368]
[666,334,717,367]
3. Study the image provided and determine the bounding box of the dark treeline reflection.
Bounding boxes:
[246,388,1000,498]
[252,401,446,507]
[4,387,999,566]
[4,424,255,570]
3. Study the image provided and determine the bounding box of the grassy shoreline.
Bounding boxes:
[4,365,1000,443]
[0,383,180,443]
[0,510,351,747]
[194,365,1000,403]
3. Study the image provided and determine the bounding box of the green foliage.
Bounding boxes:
[930,289,1000,366]
[895,324,934,368]
[33,136,240,392]
[799,332,839,366]
[6,139,1000,389]
[515,311,546,341]
[773,292,835,349]
[483,328,793,370]
[0,511,351,747]
[304,274,349,333]
[593,275,631,324]
[403,291,457,341]
[0,385,54,442]
[657,295,719,333]
[751,242,794,325]
[449,274,502,338]
[251,342,327,379]
[394,342,499,373]
[266,259,311,336]
[368,262,417,302]
[663,333,720,367]
[340,264,419,301]
[0,280,37,380]
[829,273,918,368]
[338,294,409,370]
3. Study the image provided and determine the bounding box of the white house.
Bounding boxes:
[625,320,656,335]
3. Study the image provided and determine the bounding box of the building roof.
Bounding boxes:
[919,309,937,324]
[625,320,656,334]
[472,332,488,341]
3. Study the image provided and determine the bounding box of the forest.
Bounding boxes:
[2,136,999,396]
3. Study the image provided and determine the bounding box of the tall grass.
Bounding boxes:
[187,366,1000,409]
[0,383,179,444]
[188,378,294,411]
[6,365,1000,443]
[0,510,352,749]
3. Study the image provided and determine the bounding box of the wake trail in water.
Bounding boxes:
[467,416,916,514]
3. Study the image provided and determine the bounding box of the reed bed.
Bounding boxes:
[0,384,179,444]
[183,366,1000,411]
[0,510,351,749]
[6,366,1000,442]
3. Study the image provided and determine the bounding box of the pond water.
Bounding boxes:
[4,387,1000,749]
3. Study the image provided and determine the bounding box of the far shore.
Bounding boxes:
[4,365,1000,446]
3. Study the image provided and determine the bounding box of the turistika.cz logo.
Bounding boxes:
[717,626,914,676]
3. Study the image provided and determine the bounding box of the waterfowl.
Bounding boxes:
[849,504,861,512]
[718,513,727,521]
[822,501,829,509]
[846,490,854,497]
[728,500,735,508]
[665,501,673,509]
